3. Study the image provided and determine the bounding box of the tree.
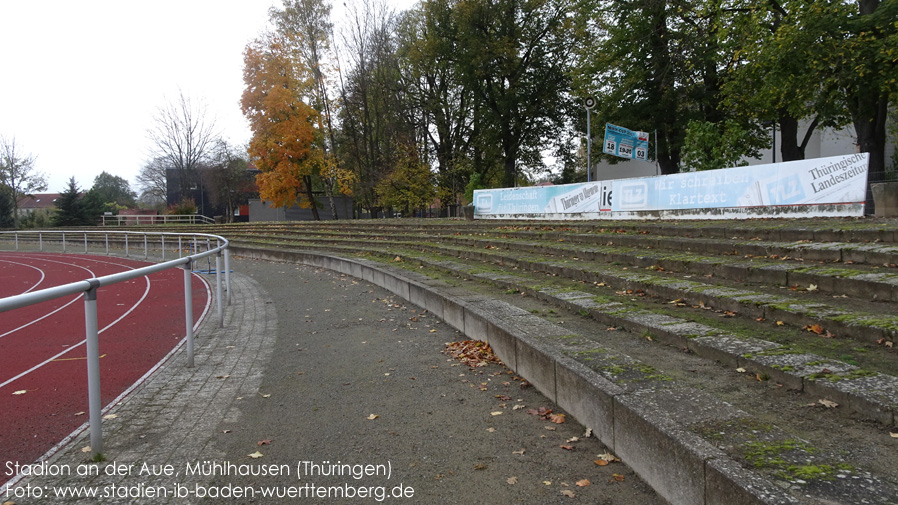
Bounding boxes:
[453,0,575,187]
[147,90,218,200]
[338,0,414,218]
[271,0,351,219]
[395,0,477,212]
[87,171,137,208]
[719,0,896,209]
[573,0,742,174]
[241,33,324,219]
[375,143,436,215]
[0,188,13,228]
[0,135,47,228]
[136,157,169,209]
[202,139,253,222]
[52,177,89,227]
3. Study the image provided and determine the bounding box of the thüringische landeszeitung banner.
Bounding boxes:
[473,153,869,220]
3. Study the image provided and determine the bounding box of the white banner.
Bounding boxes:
[473,153,869,220]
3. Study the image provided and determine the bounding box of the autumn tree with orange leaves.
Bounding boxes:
[241,34,323,219]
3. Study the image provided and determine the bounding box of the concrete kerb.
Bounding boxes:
[227,245,788,505]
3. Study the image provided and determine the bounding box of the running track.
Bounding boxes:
[0,252,210,483]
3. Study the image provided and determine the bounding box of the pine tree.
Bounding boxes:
[52,177,88,227]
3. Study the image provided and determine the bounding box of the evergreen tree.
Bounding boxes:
[52,177,89,227]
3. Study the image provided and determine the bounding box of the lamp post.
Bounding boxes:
[584,97,596,182]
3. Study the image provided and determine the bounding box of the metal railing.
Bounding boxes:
[101,214,215,226]
[0,230,231,459]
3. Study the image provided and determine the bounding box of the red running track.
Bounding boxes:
[0,253,210,484]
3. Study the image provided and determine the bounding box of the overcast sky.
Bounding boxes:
[1,1,421,197]
[0,1,277,194]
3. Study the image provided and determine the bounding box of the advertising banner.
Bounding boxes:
[473,153,868,220]
[603,123,649,161]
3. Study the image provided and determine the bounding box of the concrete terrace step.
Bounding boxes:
[224,232,898,347]
[219,225,898,304]
[236,235,898,428]
[229,245,898,505]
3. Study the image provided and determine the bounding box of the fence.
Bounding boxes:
[101,214,215,226]
[0,230,231,459]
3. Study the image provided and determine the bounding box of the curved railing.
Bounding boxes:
[0,230,231,459]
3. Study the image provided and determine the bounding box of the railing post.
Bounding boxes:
[162,235,166,261]
[125,235,129,257]
[14,231,18,251]
[62,232,66,253]
[105,234,109,255]
[83,279,103,458]
[144,235,148,260]
[178,236,183,258]
[183,261,195,368]
[39,232,43,252]
[215,251,223,328]
[84,232,88,254]
[224,247,231,306]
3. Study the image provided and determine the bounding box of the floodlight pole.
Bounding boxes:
[584,97,596,182]
[586,109,592,182]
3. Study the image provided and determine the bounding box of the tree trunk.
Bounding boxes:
[853,95,888,213]
[303,175,320,221]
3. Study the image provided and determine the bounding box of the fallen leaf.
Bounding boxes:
[512,449,525,456]
[496,394,512,401]
[889,432,898,438]
[260,394,271,398]
[513,404,525,410]
[819,399,839,408]
[248,451,263,459]
[367,414,379,420]
[583,428,592,438]
[566,436,579,443]
[81,446,91,453]
[74,411,85,416]
[543,480,552,486]
[776,321,785,326]
[222,430,231,433]
[576,479,591,487]
[560,444,575,451]
[257,439,272,446]
[594,459,609,466]
[561,490,575,497]
[804,323,825,335]
[102,414,118,420]
[490,411,503,416]
[544,426,556,431]
[487,427,496,433]
[808,284,818,291]
[549,413,566,424]
[611,473,626,482]
[736,367,746,373]
[597,451,621,462]
[507,476,518,485]
[12,390,27,395]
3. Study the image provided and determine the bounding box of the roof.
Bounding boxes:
[17,193,62,210]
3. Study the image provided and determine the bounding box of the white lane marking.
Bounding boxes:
[0,270,215,493]
[0,258,46,294]
[0,254,159,387]
[0,256,96,340]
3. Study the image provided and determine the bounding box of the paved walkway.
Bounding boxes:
[6,259,662,504]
